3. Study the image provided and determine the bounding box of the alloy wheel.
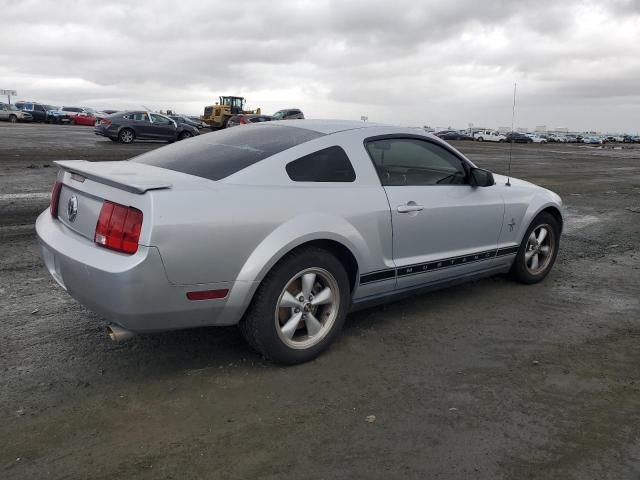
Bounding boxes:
[525,224,555,275]
[274,268,340,349]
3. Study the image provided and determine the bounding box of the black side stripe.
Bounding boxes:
[359,269,396,284]
[496,246,520,256]
[359,245,519,285]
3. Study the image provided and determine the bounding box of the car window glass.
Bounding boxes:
[131,124,324,181]
[150,113,171,125]
[286,146,355,182]
[132,112,149,121]
[365,138,467,186]
[24,103,33,110]
[35,104,45,111]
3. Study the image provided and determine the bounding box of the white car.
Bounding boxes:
[526,134,548,144]
[473,130,506,143]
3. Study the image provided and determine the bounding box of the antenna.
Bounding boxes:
[506,82,517,186]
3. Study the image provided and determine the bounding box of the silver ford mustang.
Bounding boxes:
[36,120,563,364]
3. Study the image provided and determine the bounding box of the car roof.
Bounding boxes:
[269,119,388,135]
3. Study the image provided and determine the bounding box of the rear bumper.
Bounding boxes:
[36,211,253,332]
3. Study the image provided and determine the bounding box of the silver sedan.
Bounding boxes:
[36,120,563,364]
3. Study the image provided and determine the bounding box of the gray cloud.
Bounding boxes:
[1,0,639,131]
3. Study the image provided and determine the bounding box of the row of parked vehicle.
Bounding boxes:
[434,129,640,144]
[0,101,119,125]
[226,108,305,127]
[93,108,306,144]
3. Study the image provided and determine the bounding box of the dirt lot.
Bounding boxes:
[1,123,639,479]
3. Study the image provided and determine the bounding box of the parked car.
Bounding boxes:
[526,134,548,144]
[47,107,72,124]
[0,102,33,122]
[94,110,199,143]
[227,114,273,127]
[434,130,473,141]
[272,108,304,120]
[58,106,85,122]
[169,115,208,129]
[582,136,603,145]
[37,120,563,364]
[547,134,566,143]
[623,135,640,143]
[473,130,507,142]
[14,101,49,122]
[73,111,98,126]
[505,132,533,144]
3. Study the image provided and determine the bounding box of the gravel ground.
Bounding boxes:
[1,123,639,479]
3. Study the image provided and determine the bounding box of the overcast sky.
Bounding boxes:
[2,0,639,132]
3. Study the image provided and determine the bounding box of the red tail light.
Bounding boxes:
[50,181,62,218]
[239,116,247,124]
[100,119,112,126]
[94,201,143,254]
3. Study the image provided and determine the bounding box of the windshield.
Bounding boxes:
[272,110,285,120]
[6,104,18,111]
[131,124,323,181]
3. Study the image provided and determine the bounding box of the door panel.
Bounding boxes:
[385,184,504,289]
[364,136,505,290]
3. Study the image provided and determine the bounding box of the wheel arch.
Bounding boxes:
[539,205,564,234]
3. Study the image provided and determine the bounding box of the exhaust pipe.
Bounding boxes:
[107,324,136,342]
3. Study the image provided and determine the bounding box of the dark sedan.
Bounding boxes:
[95,111,199,144]
[435,130,473,141]
[505,132,533,144]
[169,115,207,129]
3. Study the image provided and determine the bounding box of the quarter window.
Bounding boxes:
[286,146,355,182]
[365,138,467,186]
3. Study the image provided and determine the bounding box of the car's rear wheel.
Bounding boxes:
[476,137,484,142]
[510,212,560,284]
[9,115,17,123]
[118,128,135,144]
[178,131,192,140]
[240,247,351,364]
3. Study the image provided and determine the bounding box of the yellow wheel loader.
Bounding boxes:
[201,96,261,129]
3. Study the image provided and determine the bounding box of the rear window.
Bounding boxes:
[131,124,324,181]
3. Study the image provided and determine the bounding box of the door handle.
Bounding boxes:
[397,203,424,213]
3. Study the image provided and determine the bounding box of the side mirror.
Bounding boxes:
[470,168,495,187]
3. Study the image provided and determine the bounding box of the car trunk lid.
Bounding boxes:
[54,160,173,194]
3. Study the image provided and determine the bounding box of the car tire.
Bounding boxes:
[527,139,533,144]
[178,131,192,141]
[240,247,351,364]
[118,128,135,144]
[510,212,560,284]
[477,137,484,142]
[9,115,17,123]
[498,139,504,143]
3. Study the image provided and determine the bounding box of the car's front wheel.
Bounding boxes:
[240,247,351,364]
[118,128,135,144]
[178,131,192,140]
[9,115,17,123]
[510,212,560,284]
[476,137,484,142]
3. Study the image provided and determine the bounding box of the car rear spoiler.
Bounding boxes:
[54,160,172,194]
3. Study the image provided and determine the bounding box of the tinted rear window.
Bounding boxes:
[131,124,324,181]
